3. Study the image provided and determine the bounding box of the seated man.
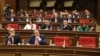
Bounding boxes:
[77,23,89,31]
[59,20,73,31]
[5,28,22,45]
[40,20,52,30]
[23,20,37,30]
[6,15,18,22]
[27,30,46,45]
[65,14,74,23]
[36,14,44,22]
[6,9,18,22]
[51,13,61,23]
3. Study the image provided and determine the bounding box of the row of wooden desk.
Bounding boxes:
[0,45,100,56]
[0,30,99,47]
[0,21,96,30]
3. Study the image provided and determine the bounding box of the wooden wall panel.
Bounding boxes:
[0,0,5,16]
[17,0,28,10]
[0,0,5,22]
[97,0,100,25]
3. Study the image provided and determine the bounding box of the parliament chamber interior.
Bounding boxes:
[0,0,100,56]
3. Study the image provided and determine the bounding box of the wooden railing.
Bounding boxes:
[0,45,100,56]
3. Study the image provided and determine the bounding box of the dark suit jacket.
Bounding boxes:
[6,16,18,22]
[5,34,22,45]
[65,18,74,23]
[60,25,73,30]
[72,14,78,18]
[40,24,52,30]
[51,17,62,22]
[28,34,46,45]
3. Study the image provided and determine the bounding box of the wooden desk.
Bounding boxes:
[0,30,99,47]
[0,45,100,56]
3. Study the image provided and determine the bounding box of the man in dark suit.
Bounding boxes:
[65,14,74,23]
[6,16,18,22]
[51,13,61,23]
[28,30,46,45]
[51,17,61,23]
[5,28,22,45]
[59,20,73,31]
[40,20,52,30]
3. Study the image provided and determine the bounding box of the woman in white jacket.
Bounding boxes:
[23,20,38,30]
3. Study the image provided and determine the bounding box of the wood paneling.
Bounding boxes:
[0,45,100,56]
[5,0,16,12]
[0,0,5,16]
[0,0,5,22]
[17,0,28,10]
[97,0,100,25]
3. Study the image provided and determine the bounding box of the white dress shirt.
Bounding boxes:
[24,24,37,30]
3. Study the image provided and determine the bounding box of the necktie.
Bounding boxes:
[31,24,33,30]
[7,37,12,45]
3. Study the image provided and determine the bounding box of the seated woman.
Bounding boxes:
[59,20,73,31]
[23,20,38,30]
[77,23,89,31]
[40,20,52,30]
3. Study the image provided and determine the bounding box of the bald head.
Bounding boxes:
[8,28,15,35]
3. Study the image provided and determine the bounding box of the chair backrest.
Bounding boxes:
[34,14,40,18]
[6,24,19,30]
[79,36,96,48]
[80,19,90,24]
[36,24,39,29]
[54,36,70,47]
[45,14,52,19]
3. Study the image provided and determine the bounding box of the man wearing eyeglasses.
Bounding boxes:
[5,28,22,45]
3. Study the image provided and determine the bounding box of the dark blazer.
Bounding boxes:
[6,16,18,22]
[66,18,74,23]
[72,14,78,18]
[19,17,26,22]
[51,17,62,22]
[40,24,52,30]
[28,34,46,45]
[60,25,73,30]
[5,34,22,45]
